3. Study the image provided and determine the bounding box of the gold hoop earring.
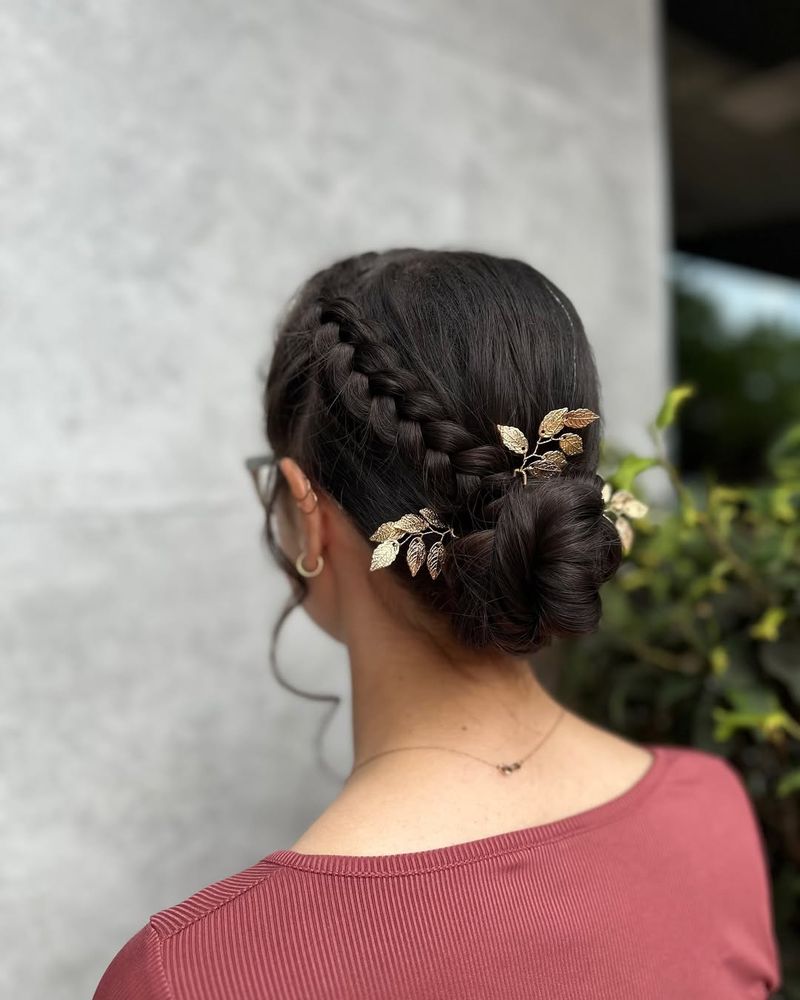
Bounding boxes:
[296,551,324,577]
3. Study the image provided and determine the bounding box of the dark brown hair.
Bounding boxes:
[258,249,622,769]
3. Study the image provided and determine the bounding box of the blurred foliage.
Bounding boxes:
[673,280,800,482]
[555,383,800,997]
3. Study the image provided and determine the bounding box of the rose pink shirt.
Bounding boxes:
[93,744,782,999]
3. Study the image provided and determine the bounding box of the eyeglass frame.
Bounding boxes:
[244,453,280,510]
[245,453,333,516]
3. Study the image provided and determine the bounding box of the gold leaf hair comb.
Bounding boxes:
[496,407,649,553]
[496,406,600,484]
[369,508,457,579]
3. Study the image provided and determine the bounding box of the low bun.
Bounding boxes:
[447,472,622,656]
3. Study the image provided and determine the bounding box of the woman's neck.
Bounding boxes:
[341,583,559,783]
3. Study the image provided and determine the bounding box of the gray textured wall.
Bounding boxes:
[0,1,668,996]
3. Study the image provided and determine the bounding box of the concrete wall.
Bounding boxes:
[0,1,668,995]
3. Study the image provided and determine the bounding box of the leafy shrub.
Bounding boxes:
[556,384,800,995]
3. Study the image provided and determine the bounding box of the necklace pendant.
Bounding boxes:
[497,761,521,774]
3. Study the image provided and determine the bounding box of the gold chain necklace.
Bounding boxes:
[348,706,566,778]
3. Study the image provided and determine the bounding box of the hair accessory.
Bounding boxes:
[497,406,648,552]
[496,406,600,484]
[369,508,457,579]
[368,405,649,577]
[600,483,649,554]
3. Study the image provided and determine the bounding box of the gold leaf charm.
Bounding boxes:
[370,538,400,571]
[427,539,444,579]
[497,424,529,455]
[369,521,404,542]
[538,407,568,437]
[539,449,567,468]
[607,489,649,519]
[528,461,562,478]
[614,515,634,554]
[419,507,447,530]
[559,433,584,456]
[563,408,600,429]
[406,535,427,576]
[393,513,429,533]
[601,481,648,555]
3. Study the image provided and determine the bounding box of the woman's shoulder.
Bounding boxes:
[92,856,289,1000]
[650,742,773,880]
[148,855,285,938]
[655,742,759,804]
[649,742,765,822]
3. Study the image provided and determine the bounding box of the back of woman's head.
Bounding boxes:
[263,248,622,657]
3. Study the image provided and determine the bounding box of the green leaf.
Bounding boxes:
[610,454,660,493]
[654,383,697,430]
[770,484,798,522]
[749,607,787,642]
[726,688,782,715]
[709,645,729,677]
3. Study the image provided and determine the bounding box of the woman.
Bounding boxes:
[93,249,781,999]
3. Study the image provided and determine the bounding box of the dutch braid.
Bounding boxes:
[312,295,511,510]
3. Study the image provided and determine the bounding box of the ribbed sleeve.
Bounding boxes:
[92,744,782,1000]
[92,921,172,1000]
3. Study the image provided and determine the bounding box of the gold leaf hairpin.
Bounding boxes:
[600,484,649,554]
[496,406,600,484]
[369,507,457,579]
[497,406,649,553]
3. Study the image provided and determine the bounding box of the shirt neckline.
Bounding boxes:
[261,742,673,877]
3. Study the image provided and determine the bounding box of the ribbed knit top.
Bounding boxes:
[92,743,782,999]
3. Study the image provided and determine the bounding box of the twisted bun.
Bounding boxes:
[446,472,622,655]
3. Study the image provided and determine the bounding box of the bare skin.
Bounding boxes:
[276,456,655,857]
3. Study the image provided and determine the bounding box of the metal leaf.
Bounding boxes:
[406,535,427,576]
[370,538,400,571]
[563,408,600,429]
[615,515,634,553]
[538,407,568,437]
[393,513,429,533]
[369,521,404,542]
[558,433,583,456]
[529,460,562,478]
[540,449,567,468]
[608,489,649,519]
[497,424,529,455]
[419,507,447,530]
[427,539,445,579]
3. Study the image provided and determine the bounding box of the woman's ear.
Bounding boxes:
[278,457,314,507]
[277,457,323,562]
